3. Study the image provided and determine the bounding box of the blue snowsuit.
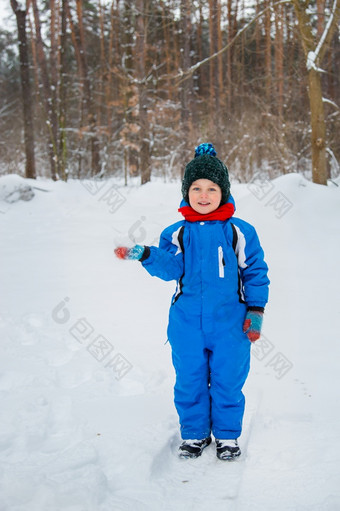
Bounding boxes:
[142,196,269,440]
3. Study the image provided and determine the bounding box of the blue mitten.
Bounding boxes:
[114,245,145,260]
[243,310,264,342]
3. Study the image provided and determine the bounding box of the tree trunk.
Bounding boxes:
[308,68,327,184]
[59,0,68,180]
[31,0,59,180]
[226,0,232,112]
[110,0,120,103]
[317,0,325,36]
[264,0,272,104]
[75,0,101,176]
[179,0,192,171]
[255,0,261,77]
[209,0,223,152]
[98,0,106,130]
[274,4,284,121]
[292,0,340,185]
[65,0,101,176]
[136,0,151,185]
[197,1,205,96]
[209,0,215,106]
[161,1,172,99]
[10,0,36,179]
[121,0,139,177]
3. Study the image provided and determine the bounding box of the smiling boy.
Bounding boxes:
[115,143,269,460]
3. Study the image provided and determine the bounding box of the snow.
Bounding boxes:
[306,50,325,73]
[1,172,340,510]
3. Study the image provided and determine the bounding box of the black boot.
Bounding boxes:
[216,439,241,460]
[178,437,212,458]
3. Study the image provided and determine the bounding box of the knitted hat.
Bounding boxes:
[181,143,230,205]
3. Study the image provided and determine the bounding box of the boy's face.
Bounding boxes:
[188,179,222,215]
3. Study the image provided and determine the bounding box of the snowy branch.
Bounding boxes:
[0,101,18,119]
[306,0,340,71]
[322,97,340,110]
[326,147,340,176]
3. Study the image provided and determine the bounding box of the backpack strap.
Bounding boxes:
[230,222,238,253]
[178,225,185,254]
[230,222,246,304]
[172,225,185,305]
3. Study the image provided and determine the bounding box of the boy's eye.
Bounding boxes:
[190,186,218,192]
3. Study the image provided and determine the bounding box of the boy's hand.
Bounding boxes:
[114,245,145,261]
[243,310,263,342]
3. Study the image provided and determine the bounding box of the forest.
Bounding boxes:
[1,0,339,185]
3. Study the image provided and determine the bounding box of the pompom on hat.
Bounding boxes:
[181,143,230,205]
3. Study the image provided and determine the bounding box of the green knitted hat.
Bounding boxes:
[181,143,230,205]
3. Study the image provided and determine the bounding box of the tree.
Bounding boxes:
[292,0,340,184]
[65,0,101,176]
[209,0,223,151]
[31,0,60,180]
[179,0,193,171]
[59,0,68,180]
[136,0,151,184]
[10,0,36,179]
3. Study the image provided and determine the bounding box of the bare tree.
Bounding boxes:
[264,0,272,104]
[30,0,61,180]
[179,0,192,170]
[10,0,36,179]
[292,0,340,184]
[209,0,223,152]
[274,3,284,121]
[135,0,151,184]
[64,0,101,176]
[59,0,68,180]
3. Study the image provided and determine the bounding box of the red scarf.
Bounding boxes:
[178,203,235,222]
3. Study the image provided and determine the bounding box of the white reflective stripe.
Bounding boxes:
[218,246,225,278]
[171,227,183,256]
[172,280,182,303]
[233,224,247,269]
[238,270,246,302]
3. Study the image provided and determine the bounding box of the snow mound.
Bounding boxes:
[0,174,35,203]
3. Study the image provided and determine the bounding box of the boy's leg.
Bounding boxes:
[171,346,211,439]
[208,325,251,440]
[168,317,211,439]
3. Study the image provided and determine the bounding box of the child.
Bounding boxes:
[115,143,269,460]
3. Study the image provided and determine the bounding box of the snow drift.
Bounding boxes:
[0,173,339,510]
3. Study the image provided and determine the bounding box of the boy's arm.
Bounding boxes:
[234,221,270,309]
[140,224,184,281]
[115,224,184,282]
[232,221,269,343]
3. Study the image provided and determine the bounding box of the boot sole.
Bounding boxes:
[216,450,241,461]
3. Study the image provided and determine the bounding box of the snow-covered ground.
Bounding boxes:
[0,172,339,511]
